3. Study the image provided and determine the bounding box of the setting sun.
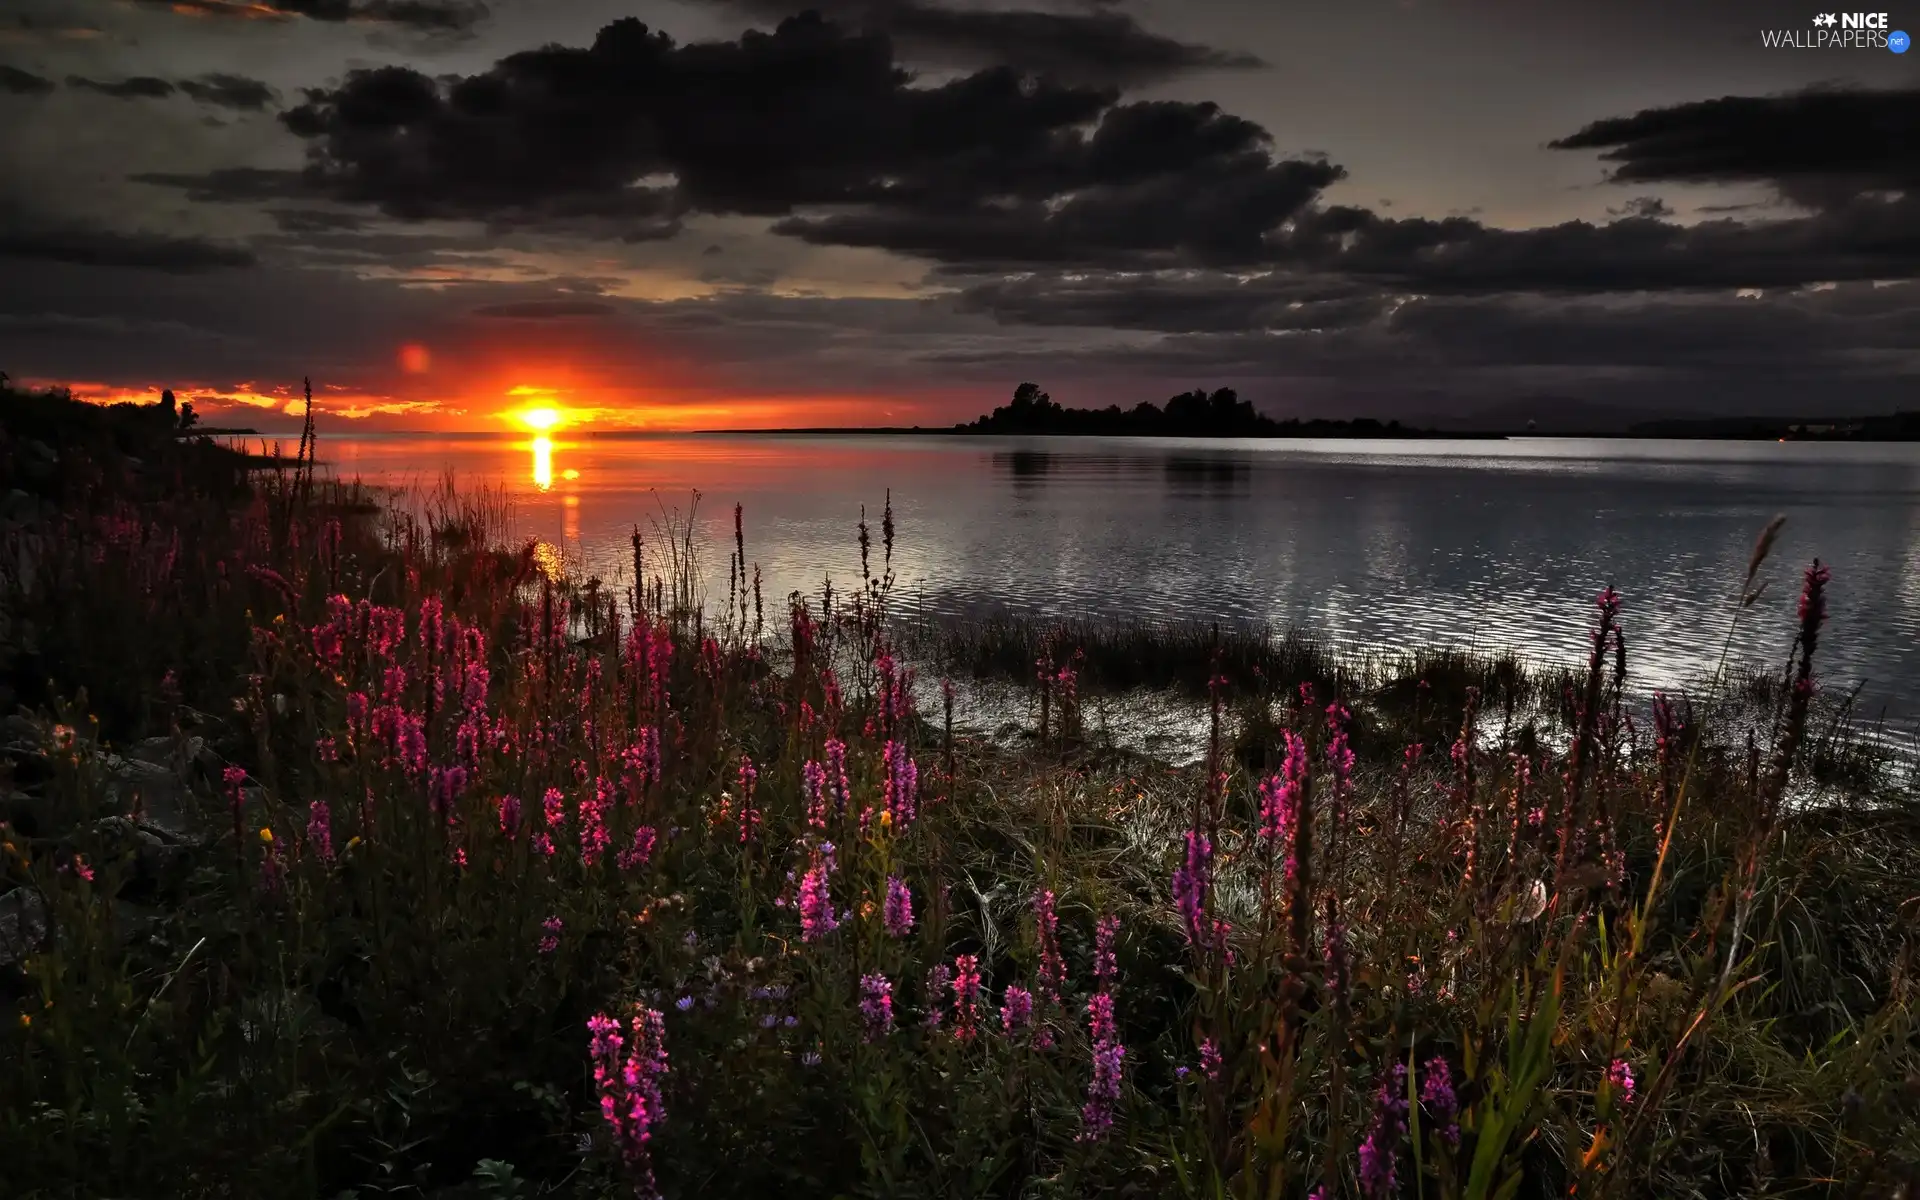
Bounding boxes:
[518,406,562,432]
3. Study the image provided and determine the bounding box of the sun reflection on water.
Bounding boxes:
[531,436,553,490]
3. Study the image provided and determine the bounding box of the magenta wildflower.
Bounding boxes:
[429,765,467,823]
[1420,1056,1460,1146]
[1171,829,1215,949]
[223,764,247,848]
[71,855,94,883]
[399,714,428,776]
[1357,1062,1409,1198]
[1033,888,1065,1004]
[1258,731,1306,860]
[1000,985,1034,1035]
[802,759,828,830]
[798,842,840,942]
[883,875,914,938]
[823,737,851,819]
[539,915,563,955]
[589,1006,669,1197]
[1199,1038,1221,1082]
[1093,913,1119,987]
[950,954,982,1041]
[1606,1057,1636,1106]
[1087,991,1117,1045]
[307,798,334,864]
[577,779,613,867]
[618,825,657,872]
[497,794,522,838]
[542,786,567,841]
[882,739,918,828]
[924,963,952,1029]
[259,833,286,896]
[736,755,760,844]
[1080,993,1124,1141]
[625,726,663,792]
[858,973,894,1041]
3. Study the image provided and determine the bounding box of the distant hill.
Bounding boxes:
[959,383,1484,438]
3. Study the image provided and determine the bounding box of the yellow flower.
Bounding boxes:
[878,810,892,829]
[17,1013,29,1029]
[259,827,274,843]
[273,613,285,625]
[345,836,363,851]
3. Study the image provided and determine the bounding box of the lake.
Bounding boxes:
[309,431,1920,723]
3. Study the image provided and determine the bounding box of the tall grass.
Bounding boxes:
[0,407,1915,1199]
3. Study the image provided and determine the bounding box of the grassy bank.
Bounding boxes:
[0,390,1915,1198]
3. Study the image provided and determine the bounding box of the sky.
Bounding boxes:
[0,0,1914,431]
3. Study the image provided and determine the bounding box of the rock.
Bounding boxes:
[90,816,199,899]
[0,887,48,967]
[105,756,207,841]
[0,489,38,524]
[123,734,206,773]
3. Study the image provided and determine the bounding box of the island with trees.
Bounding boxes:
[954,383,1490,438]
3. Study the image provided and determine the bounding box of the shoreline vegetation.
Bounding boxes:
[1,381,1917,1198]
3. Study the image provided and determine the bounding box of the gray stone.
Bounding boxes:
[101,754,207,839]
[0,887,48,967]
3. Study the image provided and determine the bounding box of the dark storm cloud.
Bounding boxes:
[68,75,177,100]
[472,299,617,318]
[131,0,488,34]
[0,65,55,96]
[0,222,255,272]
[67,72,278,110]
[180,74,279,111]
[250,15,1334,263]
[699,0,1264,87]
[1549,86,1920,210]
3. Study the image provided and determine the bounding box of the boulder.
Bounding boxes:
[0,886,47,967]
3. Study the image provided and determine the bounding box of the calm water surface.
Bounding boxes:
[313,432,1920,720]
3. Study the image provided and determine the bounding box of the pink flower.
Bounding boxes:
[1172,829,1215,949]
[802,760,828,830]
[1606,1057,1636,1106]
[1000,985,1033,1034]
[1080,995,1124,1141]
[858,973,894,1041]
[797,842,840,942]
[539,915,562,955]
[497,794,522,838]
[1357,1063,1409,1197]
[1033,888,1065,1007]
[823,738,851,819]
[882,875,914,938]
[579,778,613,866]
[736,756,760,844]
[950,954,982,1041]
[307,799,334,863]
[588,1005,669,1197]
[618,825,657,872]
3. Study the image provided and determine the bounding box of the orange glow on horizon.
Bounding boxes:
[31,376,953,432]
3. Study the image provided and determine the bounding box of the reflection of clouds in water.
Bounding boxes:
[333,432,1920,718]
